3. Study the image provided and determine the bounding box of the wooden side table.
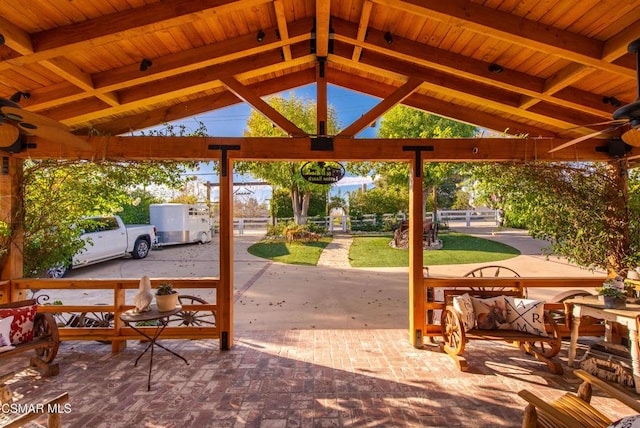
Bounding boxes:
[566,296,640,393]
[120,304,189,390]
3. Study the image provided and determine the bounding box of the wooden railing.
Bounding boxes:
[2,278,221,353]
[423,276,609,339]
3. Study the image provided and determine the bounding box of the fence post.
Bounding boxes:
[466,211,471,227]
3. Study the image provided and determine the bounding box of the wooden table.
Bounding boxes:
[566,296,640,393]
[120,304,189,390]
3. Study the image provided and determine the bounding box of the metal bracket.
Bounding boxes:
[402,145,434,177]
[208,144,241,176]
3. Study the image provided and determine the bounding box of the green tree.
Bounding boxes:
[235,94,339,224]
[471,161,639,275]
[349,105,477,217]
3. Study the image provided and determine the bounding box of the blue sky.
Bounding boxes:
[161,84,381,203]
[174,83,380,138]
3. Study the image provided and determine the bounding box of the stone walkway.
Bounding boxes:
[316,233,353,268]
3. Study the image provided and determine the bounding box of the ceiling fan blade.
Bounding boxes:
[21,124,91,151]
[0,122,20,145]
[0,106,69,130]
[622,128,640,147]
[548,129,614,153]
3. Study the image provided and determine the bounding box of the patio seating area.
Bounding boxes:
[1,329,638,427]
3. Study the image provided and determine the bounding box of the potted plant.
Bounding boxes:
[155,282,179,312]
[597,277,627,309]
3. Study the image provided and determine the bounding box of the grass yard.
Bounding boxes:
[247,237,332,265]
[348,232,520,268]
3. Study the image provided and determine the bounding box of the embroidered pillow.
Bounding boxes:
[471,296,510,330]
[505,297,548,337]
[0,304,37,345]
[607,415,640,428]
[0,315,14,351]
[452,293,475,332]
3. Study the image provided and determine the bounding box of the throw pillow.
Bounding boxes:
[0,304,37,345]
[471,296,510,330]
[0,315,14,349]
[452,293,475,332]
[608,415,640,428]
[505,297,548,337]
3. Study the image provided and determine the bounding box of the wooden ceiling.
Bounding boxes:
[1,0,640,153]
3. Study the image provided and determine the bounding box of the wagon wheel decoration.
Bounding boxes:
[463,265,521,293]
[440,308,466,356]
[168,295,217,327]
[33,313,59,364]
[521,313,562,359]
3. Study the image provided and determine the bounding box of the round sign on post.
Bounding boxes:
[300,161,346,184]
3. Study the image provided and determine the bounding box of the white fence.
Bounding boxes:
[229,209,499,233]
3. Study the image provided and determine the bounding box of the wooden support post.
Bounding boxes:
[409,159,425,347]
[317,58,328,135]
[0,157,25,302]
[112,282,127,353]
[219,155,234,350]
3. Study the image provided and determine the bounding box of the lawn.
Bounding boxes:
[247,232,520,267]
[348,232,520,267]
[247,237,332,265]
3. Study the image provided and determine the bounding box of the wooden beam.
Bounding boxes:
[0,16,34,55]
[371,0,635,79]
[338,77,423,137]
[327,68,556,137]
[19,136,627,163]
[315,0,331,57]
[220,77,307,136]
[351,0,373,62]
[84,69,316,135]
[332,18,614,120]
[331,52,603,134]
[273,0,293,61]
[1,0,271,69]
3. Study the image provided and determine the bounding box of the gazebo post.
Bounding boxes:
[218,154,234,350]
[409,159,424,347]
[0,156,25,303]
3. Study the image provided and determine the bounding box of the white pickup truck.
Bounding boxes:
[47,215,157,278]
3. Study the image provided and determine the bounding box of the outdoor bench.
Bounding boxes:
[0,299,60,377]
[440,287,563,374]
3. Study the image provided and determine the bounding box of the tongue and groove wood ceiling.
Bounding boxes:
[1,0,639,149]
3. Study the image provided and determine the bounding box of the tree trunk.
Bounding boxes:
[291,188,310,225]
[606,160,631,276]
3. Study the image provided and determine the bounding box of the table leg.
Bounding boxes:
[568,308,582,367]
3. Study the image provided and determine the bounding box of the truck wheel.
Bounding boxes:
[199,232,209,244]
[132,239,150,259]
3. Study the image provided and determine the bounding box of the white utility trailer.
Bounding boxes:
[150,203,212,246]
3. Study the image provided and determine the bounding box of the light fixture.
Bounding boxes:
[602,96,622,107]
[384,31,393,44]
[256,30,265,43]
[9,91,30,103]
[488,63,504,73]
[139,58,152,72]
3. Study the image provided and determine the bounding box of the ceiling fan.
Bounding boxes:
[549,38,640,154]
[0,94,91,153]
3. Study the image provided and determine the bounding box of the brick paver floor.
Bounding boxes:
[1,329,636,427]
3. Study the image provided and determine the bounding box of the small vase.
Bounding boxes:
[603,296,626,309]
[155,292,179,312]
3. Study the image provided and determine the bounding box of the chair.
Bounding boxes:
[519,369,640,428]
